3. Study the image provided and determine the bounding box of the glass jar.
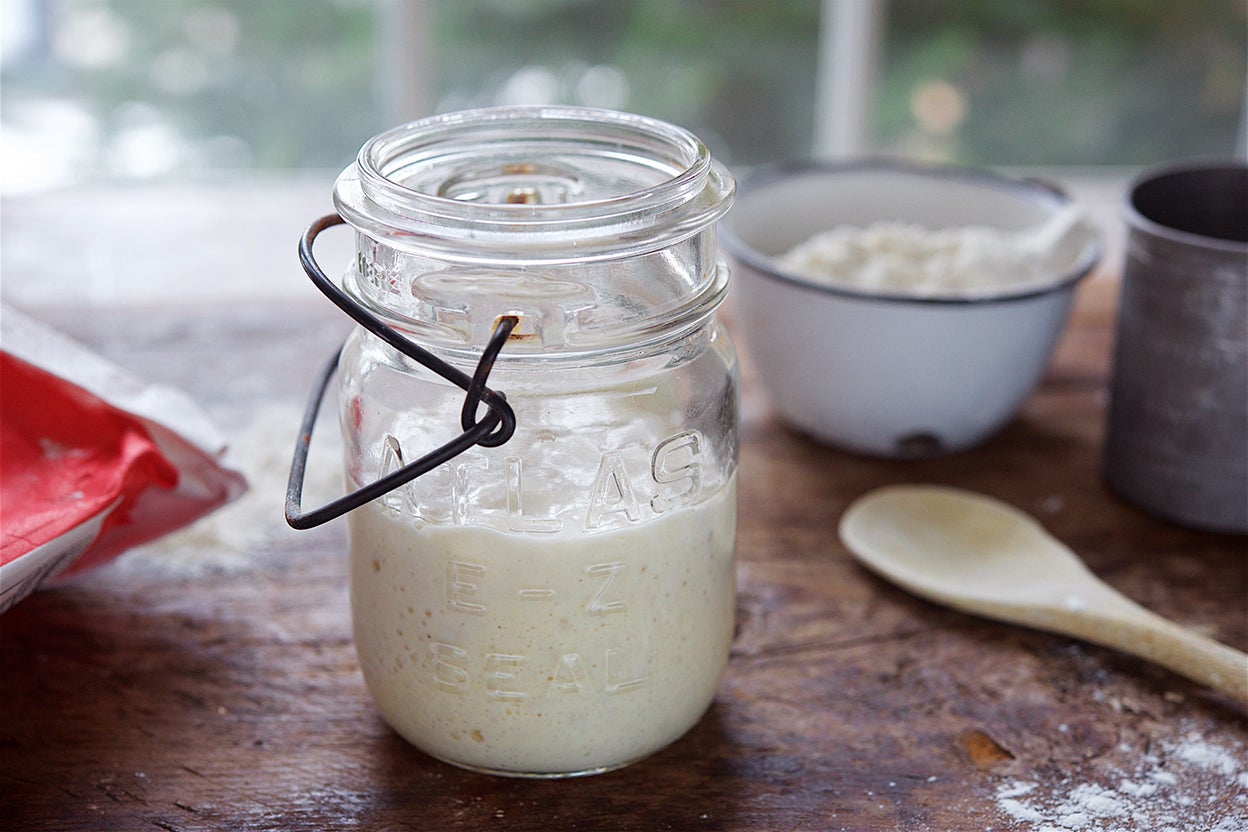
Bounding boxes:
[297,107,737,778]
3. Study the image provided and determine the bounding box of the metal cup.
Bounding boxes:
[1104,161,1248,533]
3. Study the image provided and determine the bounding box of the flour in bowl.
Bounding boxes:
[776,209,1086,297]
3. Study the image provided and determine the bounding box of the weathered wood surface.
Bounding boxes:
[3,268,1246,832]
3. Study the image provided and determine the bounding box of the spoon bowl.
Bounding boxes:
[839,484,1248,706]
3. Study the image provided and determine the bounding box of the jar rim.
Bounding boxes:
[333,106,734,261]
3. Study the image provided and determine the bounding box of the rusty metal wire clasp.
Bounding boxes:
[285,214,517,530]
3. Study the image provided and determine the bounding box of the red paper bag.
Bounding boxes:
[1,307,247,612]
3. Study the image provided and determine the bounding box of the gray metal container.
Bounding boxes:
[1105,161,1248,533]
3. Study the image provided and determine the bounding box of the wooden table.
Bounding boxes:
[3,184,1245,831]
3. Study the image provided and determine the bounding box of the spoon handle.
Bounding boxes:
[1057,596,1248,706]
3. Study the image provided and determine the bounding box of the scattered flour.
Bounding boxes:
[119,402,344,575]
[995,732,1248,831]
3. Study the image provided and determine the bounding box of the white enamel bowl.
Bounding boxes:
[720,160,1101,458]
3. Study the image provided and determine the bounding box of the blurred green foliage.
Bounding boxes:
[1,0,1242,185]
[430,0,821,167]
[881,0,1246,164]
[3,0,382,171]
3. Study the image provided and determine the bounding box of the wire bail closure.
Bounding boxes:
[285,214,517,530]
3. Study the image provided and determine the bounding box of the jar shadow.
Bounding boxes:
[360,701,748,830]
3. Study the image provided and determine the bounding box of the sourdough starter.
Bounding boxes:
[348,476,737,776]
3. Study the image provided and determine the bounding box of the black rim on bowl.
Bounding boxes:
[718,157,1103,307]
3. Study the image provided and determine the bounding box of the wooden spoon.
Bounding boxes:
[839,484,1248,706]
